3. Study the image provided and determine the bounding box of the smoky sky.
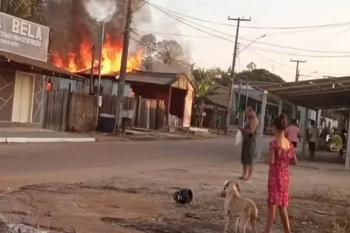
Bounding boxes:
[43,0,147,59]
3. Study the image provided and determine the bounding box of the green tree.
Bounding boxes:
[156,39,184,65]
[237,69,284,83]
[140,34,157,70]
[0,0,43,22]
[246,62,257,71]
[192,68,225,98]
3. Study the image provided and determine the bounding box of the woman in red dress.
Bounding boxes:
[263,114,298,233]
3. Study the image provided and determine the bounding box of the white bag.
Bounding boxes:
[235,130,243,146]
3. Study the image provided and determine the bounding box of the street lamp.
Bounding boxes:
[237,34,266,126]
[238,34,266,55]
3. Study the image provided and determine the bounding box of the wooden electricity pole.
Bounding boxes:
[226,17,251,134]
[113,0,132,135]
[290,59,306,82]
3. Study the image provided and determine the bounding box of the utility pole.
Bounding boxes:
[90,46,95,95]
[226,17,251,134]
[243,81,249,127]
[290,59,306,82]
[113,0,132,135]
[97,23,105,101]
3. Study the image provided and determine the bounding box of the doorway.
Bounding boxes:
[12,73,34,123]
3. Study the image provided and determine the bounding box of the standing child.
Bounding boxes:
[263,114,298,233]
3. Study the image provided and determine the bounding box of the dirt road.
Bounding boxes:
[0,139,349,233]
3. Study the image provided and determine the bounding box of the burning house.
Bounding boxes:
[43,0,195,129]
[46,0,144,76]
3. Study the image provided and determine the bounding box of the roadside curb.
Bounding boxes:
[0,137,96,143]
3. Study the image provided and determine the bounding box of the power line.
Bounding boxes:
[247,45,350,58]
[147,2,234,38]
[136,28,350,55]
[133,29,214,38]
[146,3,234,43]
[147,1,350,30]
[146,2,350,55]
[130,33,157,52]
[240,37,350,54]
[246,47,350,78]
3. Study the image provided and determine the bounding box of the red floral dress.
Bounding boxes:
[268,139,295,208]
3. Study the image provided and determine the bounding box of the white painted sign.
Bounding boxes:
[0,12,49,61]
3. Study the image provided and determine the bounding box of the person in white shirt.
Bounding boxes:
[307,120,318,160]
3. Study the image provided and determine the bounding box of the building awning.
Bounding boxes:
[0,50,83,79]
[253,76,350,109]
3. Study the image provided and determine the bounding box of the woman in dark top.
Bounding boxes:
[240,106,259,181]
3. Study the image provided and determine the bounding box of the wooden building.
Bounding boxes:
[0,50,83,125]
[84,71,195,128]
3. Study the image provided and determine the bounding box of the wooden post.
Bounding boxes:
[292,105,297,119]
[167,87,172,127]
[302,108,309,158]
[278,99,283,115]
[137,96,141,128]
[345,111,350,170]
[257,91,267,160]
[146,100,150,130]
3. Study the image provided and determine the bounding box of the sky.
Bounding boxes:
[136,0,350,82]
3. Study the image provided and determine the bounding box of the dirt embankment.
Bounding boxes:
[0,174,348,233]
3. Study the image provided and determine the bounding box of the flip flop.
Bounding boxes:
[243,179,252,183]
[238,176,245,180]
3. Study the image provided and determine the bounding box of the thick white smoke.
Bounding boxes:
[82,0,117,22]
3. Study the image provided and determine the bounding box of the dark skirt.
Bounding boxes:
[241,138,256,165]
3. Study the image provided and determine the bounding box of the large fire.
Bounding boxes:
[52,33,143,74]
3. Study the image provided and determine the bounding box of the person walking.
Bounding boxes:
[239,106,259,182]
[285,119,301,148]
[263,114,298,233]
[307,120,318,160]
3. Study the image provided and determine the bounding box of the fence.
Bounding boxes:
[100,95,166,130]
[43,91,166,132]
[42,89,70,131]
[43,90,97,132]
[101,95,135,115]
[134,97,166,130]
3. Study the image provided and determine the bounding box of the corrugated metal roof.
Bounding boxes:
[80,71,183,86]
[0,50,82,79]
[253,76,350,109]
[126,71,179,85]
[205,84,278,108]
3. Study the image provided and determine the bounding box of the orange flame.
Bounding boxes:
[51,33,143,74]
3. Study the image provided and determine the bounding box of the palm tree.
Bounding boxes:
[192,68,222,127]
[192,68,225,98]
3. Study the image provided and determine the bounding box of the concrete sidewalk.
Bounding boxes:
[91,128,222,142]
[0,127,96,143]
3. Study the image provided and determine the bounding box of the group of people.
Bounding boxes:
[239,107,298,233]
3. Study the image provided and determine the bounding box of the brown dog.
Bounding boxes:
[221,180,258,233]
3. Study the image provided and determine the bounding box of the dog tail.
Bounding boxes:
[250,207,258,233]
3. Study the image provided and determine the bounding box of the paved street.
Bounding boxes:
[0,138,239,188]
[0,139,349,233]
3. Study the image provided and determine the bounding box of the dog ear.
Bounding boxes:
[223,180,230,192]
[235,183,241,193]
